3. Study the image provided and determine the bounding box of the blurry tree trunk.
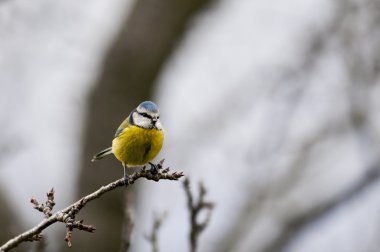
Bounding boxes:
[64,0,212,251]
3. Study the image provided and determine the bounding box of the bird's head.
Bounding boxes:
[131,101,162,130]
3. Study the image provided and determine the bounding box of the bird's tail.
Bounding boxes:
[91,147,113,162]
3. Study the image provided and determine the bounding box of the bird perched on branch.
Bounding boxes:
[92,101,164,184]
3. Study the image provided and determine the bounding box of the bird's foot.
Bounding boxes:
[149,162,162,175]
[124,175,130,186]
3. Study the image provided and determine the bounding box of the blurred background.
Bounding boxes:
[1,0,380,251]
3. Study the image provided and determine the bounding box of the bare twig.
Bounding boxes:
[31,188,55,218]
[64,219,96,248]
[144,212,167,252]
[0,160,183,252]
[183,178,214,252]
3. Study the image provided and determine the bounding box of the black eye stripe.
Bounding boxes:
[140,112,152,119]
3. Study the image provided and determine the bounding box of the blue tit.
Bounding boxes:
[92,101,164,181]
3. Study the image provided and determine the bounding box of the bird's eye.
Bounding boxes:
[157,116,160,119]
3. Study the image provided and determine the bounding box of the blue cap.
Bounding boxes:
[138,101,159,113]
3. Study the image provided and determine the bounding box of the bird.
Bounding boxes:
[91,101,164,184]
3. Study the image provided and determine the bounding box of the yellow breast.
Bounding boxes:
[112,125,164,167]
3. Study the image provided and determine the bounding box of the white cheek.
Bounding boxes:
[142,118,152,127]
[133,113,151,128]
[132,113,139,123]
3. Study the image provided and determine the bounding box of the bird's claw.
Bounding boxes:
[149,162,162,175]
[124,175,130,186]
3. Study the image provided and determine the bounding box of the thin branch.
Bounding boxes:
[183,178,214,252]
[0,160,183,252]
[144,211,167,252]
